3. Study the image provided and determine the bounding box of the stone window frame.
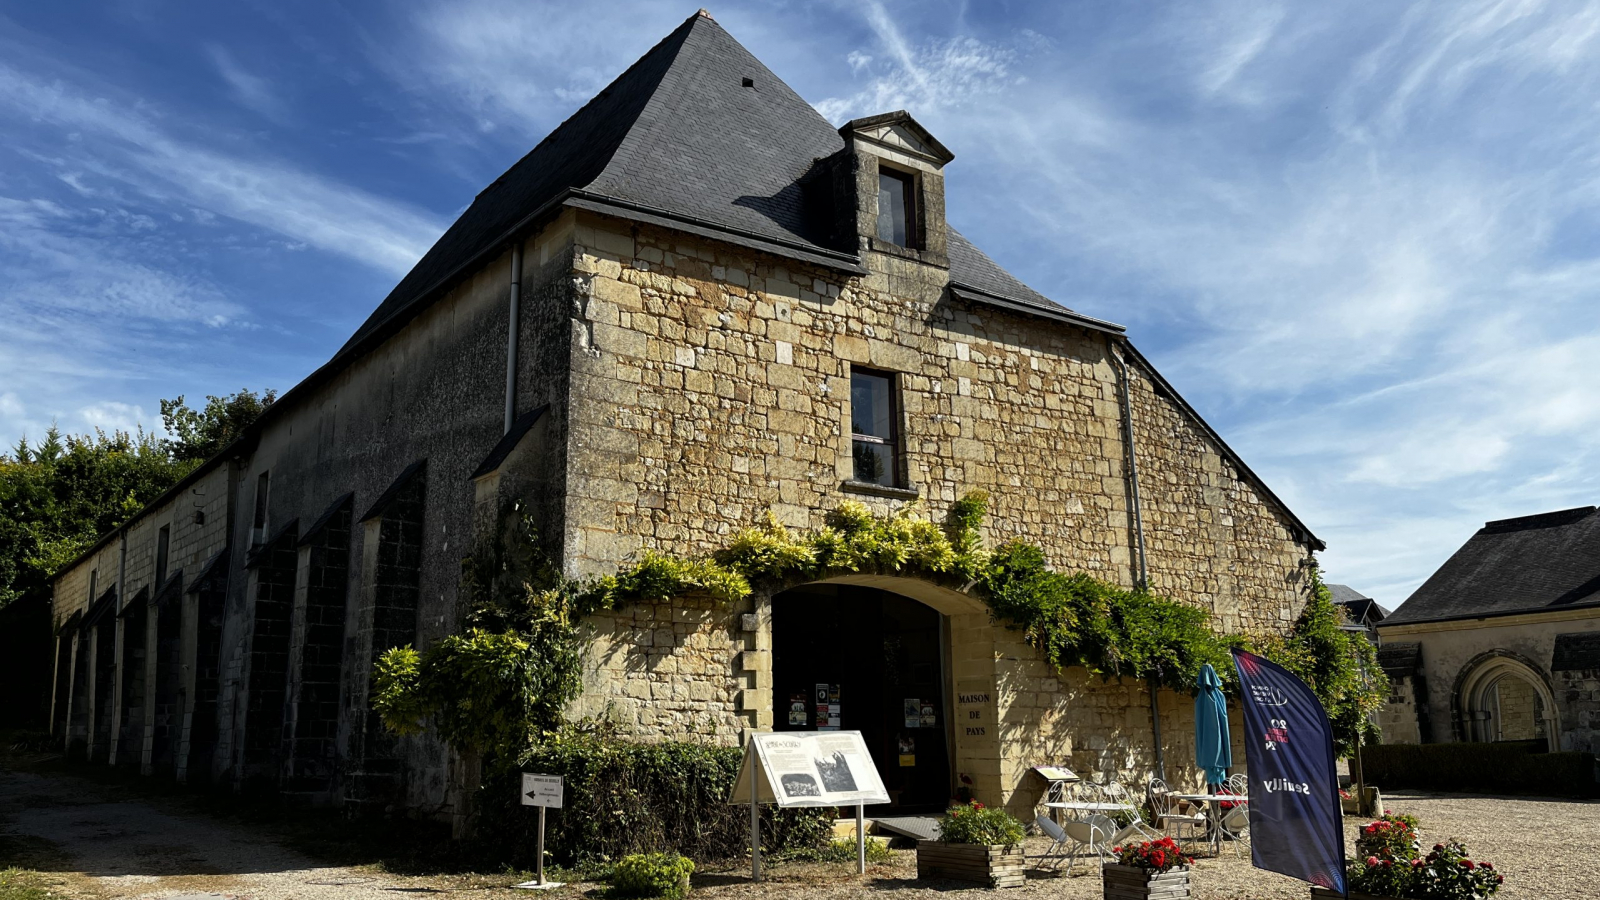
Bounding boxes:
[842,365,918,499]
[875,164,919,250]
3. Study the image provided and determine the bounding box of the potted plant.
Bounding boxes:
[917,800,1027,888]
[1102,837,1192,900]
[1309,816,1503,900]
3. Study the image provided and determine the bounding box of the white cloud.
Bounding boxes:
[0,59,443,276]
[79,401,149,435]
[205,44,291,124]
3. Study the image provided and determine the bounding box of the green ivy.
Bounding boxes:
[373,491,1388,765]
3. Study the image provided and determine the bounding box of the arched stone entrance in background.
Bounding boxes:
[1454,652,1559,751]
[767,575,991,813]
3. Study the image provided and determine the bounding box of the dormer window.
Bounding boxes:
[877,168,915,247]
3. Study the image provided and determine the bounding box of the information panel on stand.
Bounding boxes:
[729,730,889,808]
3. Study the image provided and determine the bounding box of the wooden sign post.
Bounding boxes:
[513,773,565,890]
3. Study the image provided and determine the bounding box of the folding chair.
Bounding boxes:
[1103,781,1159,839]
[1061,814,1118,875]
[1216,798,1250,858]
[1033,815,1072,871]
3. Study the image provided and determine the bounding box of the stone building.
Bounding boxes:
[1376,506,1600,753]
[46,11,1322,819]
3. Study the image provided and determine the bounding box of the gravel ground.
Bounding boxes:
[2,765,1593,900]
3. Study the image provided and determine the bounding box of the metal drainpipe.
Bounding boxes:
[1110,337,1162,778]
[1110,339,1149,589]
[503,240,523,434]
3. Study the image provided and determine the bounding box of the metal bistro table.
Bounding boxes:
[1170,792,1249,856]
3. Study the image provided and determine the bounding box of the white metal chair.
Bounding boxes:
[1216,797,1250,857]
[1147,778,1206,851]
[1033,815,1072,871]
[1102,781,1158,839]
[1061,814,1119,875]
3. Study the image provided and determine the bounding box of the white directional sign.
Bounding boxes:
[520,773,564,808]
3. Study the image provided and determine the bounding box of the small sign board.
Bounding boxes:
[521,773,563,808]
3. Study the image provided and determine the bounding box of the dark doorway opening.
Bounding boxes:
[772,584,951,812]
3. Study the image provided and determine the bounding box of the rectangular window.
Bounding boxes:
[850,369,899,487]
[88,569,98,602]
[252,471,270,545]
[155,525,171,589]
[876,169,914,247]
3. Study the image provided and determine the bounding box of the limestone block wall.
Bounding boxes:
[1378,675,1424,745]
[1555,668,1600,754]
[574,592,756,742]
[561,212,1316,811]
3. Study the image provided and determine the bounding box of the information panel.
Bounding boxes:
[729,730,889,808]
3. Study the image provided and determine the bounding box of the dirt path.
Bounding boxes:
[3,763,1593,900]
[0,768,525,900]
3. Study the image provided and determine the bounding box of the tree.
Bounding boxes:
[0,387,275,611]
[160,388,277,463]
[1262,567,1389,757]
[0,427,186,609]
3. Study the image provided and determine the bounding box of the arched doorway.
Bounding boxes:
[1457,654,1559,750]
[771,582,953,811]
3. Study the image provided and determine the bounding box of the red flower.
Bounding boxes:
[1461,860,1475,870]
[1382,860,1393,868]
[1481,862,1493,870]
[1433,844,1445,852]
[1365,857,1379,867]
[1411,860,1424,868]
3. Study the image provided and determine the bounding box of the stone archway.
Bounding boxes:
[1453,651,1559,751]
[761,574,998,812]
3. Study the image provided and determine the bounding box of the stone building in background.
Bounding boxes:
[1376,506,1600,754]
[46,11,1323,821]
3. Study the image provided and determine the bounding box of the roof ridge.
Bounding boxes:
[1481,505,1597,534]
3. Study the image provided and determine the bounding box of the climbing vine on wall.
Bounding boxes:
[371,491,1387,765]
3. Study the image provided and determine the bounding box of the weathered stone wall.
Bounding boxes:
[1378,674,1425,745]
[562,211,1316,811]
[1555,668,1600,754]
[1378,612,1600,750]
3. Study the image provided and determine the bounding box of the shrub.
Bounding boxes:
[784,838,893,864]
[937,801,1025,848]
[1355,812,1421,863]
[475,728,830,867]
[1348,840,1502,900]
[1362,743,1599,797]
[607,852,695,900]
[1112,837,1191,873]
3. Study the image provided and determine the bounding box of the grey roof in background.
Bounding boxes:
[1383,506,1600,626]
[338,11,1081,364]
[1328,584,1386,625]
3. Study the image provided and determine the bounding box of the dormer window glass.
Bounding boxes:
[877,169,914,247]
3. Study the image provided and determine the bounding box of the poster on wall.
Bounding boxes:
[897,733,915,766]
[903,699,920,729]
[728,731,890,808]
[787,693,807,726]
[919,702,936,727]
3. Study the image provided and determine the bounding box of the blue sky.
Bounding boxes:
[3,0,1597,607]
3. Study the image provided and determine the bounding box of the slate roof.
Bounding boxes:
[1376,642,1422,679]
[339,10,1092,364]
[1383,506,1600,626]
[1328,584,1385,625]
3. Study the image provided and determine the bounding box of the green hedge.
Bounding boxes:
[476,731,832,867]
[1363,742,1599,797]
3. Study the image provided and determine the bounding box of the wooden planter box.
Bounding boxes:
[916,840,1025,888]
[1102,863,1190,900]
[1312,887,1392,900]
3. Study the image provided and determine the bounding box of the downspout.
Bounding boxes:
[503,240,523,434]
[1110,339,1148,589]
[1110,336,1162,779]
